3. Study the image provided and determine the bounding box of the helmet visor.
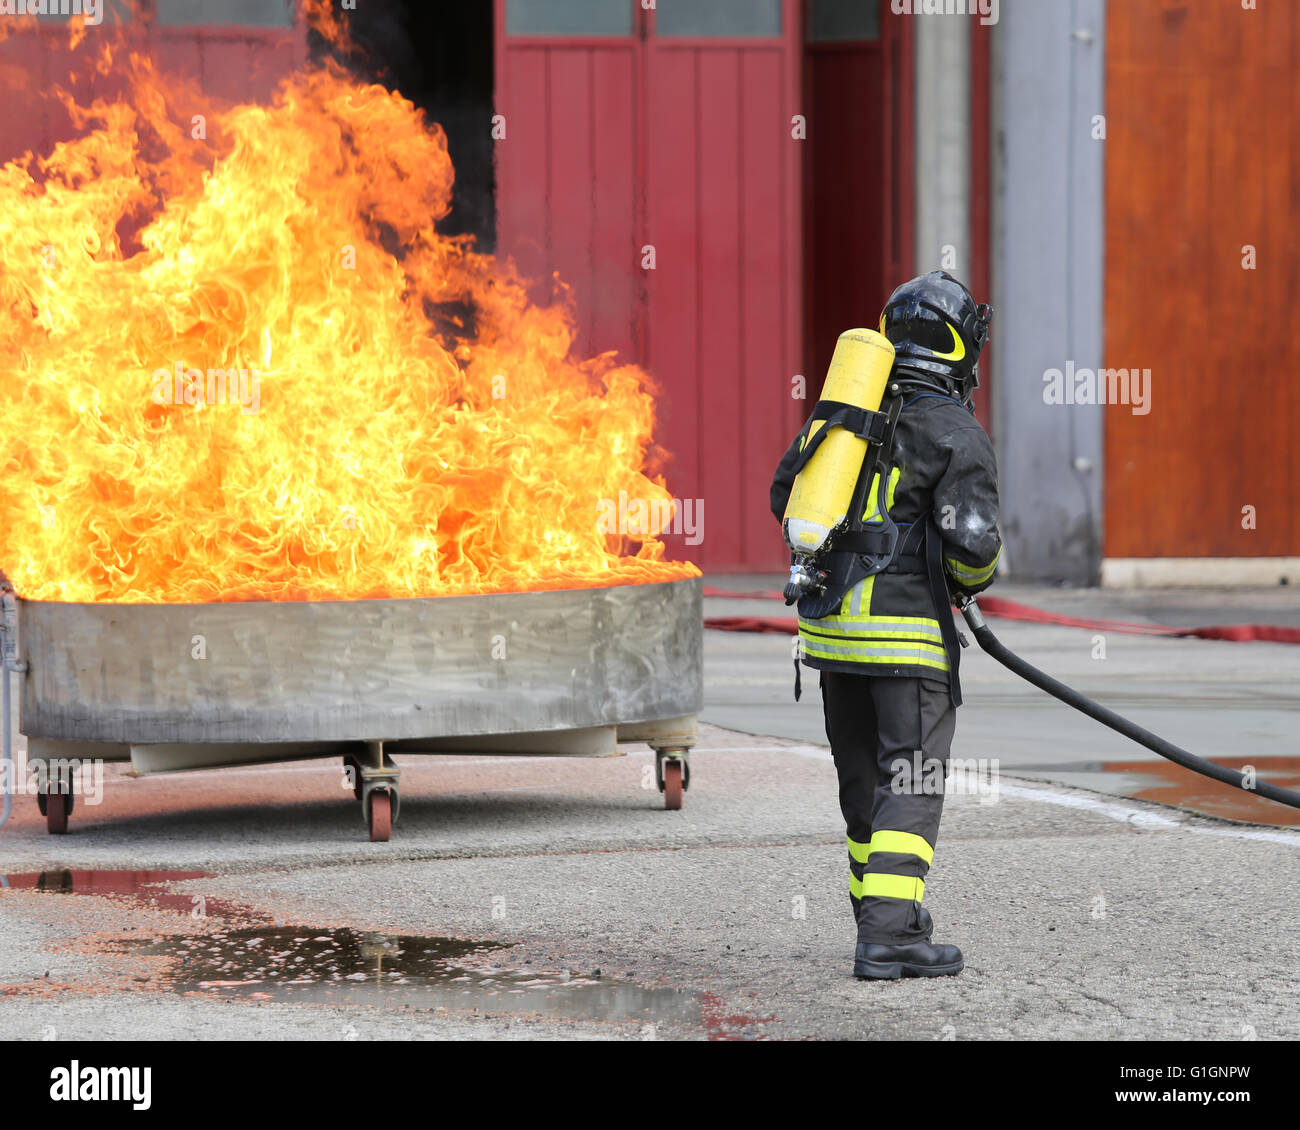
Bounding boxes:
[881,299,962,357]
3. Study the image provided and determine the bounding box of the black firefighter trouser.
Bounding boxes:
[820,670,956,944]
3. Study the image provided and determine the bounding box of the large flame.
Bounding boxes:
[0,21,697,603]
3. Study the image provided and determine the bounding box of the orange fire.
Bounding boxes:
[0,20,697,603]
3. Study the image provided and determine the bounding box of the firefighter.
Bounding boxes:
[770,271,1001,980]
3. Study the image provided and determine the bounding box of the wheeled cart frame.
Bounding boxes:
[3,578,703,841]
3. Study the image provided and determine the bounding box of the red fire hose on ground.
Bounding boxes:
[702,586,1300,644]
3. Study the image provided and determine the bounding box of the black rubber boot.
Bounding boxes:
[853,939,964,980]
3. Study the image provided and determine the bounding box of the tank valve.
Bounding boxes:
[784,557,828,605]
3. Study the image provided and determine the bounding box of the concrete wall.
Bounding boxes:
[990,0,1106,584]
[914,13,971,279]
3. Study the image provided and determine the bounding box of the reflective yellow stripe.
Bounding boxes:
[800,557,953,671]
[809,578,942,633]
[869,830,934,866]
[931,322,966,362]
[800,616,948,643]
[808,619,943,640]
[861,472,882,524]
[864,874,925,901]
[837,612,942,625]
[851,873,926,902]
[945,545,1001,586]
[849,573,867,616]
[946,556,996,585]
[847,834,870,864]
[847,831,934,867]
[802,636,948,657]
[862,467,901,525]
[802,646,951,671]
[799,633,952,671]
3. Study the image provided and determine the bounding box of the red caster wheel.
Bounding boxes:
[662,761,684,811]
[44,791,71,835]
[367,791,392,842]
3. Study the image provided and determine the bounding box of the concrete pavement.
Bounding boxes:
[704,576,1300,813]
[1,579,1298,1039]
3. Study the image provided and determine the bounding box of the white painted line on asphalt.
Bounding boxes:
[768,742,1300,847]
[995,783,1300,846]
[1184,822,1300,848]
[996,782,1181,828]
[729,744,832,760]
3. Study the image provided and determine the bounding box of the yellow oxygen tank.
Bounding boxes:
[783,328,895,554]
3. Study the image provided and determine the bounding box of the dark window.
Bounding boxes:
[808,0,880,42]
[505,0,633,37]
[656,0,782,38]
[34,0,132,23]
[155,0,294,26]
[326,0,498,251]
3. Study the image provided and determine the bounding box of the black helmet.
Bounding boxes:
[879,271,992,404]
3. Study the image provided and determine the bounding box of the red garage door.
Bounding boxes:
[494,0,804,571]
[802,2,913,400]
[0,2,304,167]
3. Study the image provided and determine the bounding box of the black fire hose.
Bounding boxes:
[955,594,1300,812]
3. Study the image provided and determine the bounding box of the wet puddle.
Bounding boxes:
[0,868,254,917]
[1,870,769,1037]
[110,925,717,1028]
[1099,756,1300,825]
[1019,757,1300,825]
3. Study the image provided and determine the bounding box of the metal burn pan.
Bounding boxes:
[9,577,703,839]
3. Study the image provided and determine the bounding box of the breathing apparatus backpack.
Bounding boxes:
[781,327,903,612]
[780,327,965,704]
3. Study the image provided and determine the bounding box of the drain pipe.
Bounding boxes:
[0,586,26,829]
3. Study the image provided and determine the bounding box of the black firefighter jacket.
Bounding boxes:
[769,387,1002,682]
